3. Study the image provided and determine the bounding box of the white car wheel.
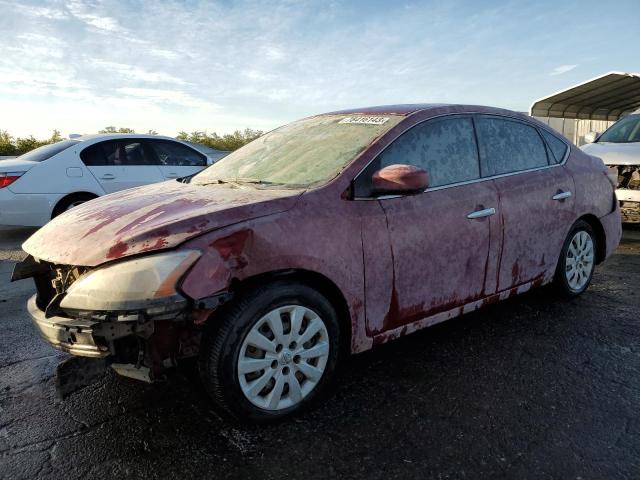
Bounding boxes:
[565,230,595,292]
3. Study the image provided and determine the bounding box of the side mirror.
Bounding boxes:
[372,164,429,196]
[584,131,600,144]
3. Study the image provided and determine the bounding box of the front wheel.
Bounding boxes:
[198,280,341,422]
[553,220,597,296]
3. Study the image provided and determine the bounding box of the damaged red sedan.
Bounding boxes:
[15,104,621,421]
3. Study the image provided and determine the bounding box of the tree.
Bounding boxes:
[0,126,262,156]
[0,130,17,156]
[176,128,262,151]
[99,126,136,134]
[50,130,62,143]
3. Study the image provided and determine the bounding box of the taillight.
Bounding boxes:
[0,172,25,189]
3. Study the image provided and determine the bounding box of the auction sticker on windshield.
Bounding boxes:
[339,116,390,125]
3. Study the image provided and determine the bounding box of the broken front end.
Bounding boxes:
[608,165,640,223]
[14,250,228,391]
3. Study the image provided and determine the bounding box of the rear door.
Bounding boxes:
[475,115,575,290]
[147,140,208,180]
[80,139,165,193]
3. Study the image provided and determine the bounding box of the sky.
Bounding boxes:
[0,0,639,138]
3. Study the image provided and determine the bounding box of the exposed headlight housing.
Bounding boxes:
[60,250,201,317]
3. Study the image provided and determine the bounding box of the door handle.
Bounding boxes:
[100,174,115,180]
[165,173,179,178]
[467,207,496,219]
[552,191,572,201]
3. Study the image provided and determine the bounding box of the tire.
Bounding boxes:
[553,220,597,297]
[198,280,341,422]
[52,193,97,218]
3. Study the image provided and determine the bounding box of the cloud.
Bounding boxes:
[0,0,635,138]
[88,59,189,85]
[66,0,124,33]
[116,87,214,109]
[9,3,68,20]
[550,64,578,76]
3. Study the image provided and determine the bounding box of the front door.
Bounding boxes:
[356,115,500,335]
[147,140,209,180]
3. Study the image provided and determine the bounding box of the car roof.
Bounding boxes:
[325,104,451,115]
[72,133,180,142]
[323,103,523,117]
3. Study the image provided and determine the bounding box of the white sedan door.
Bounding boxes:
[80,139,165,193]
[147,140,209,180]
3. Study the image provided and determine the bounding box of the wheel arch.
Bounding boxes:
[577,214,606,264]
[226,268,353,357]
[51,191,100,218]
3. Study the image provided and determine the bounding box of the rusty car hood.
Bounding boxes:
[23,181,302,267]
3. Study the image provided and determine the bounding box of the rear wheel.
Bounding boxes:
[198,280,341,422]
[52,193,97,218]
[553,220,596,296]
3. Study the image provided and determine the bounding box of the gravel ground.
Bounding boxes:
[0,226,34,262]
[0,226,639,479]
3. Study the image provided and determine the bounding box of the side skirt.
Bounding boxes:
[372,276,548,347]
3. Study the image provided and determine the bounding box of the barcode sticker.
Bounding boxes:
[339,116,390,125]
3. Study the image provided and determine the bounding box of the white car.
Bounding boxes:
[581,111,640,223]
[0,134,227,227]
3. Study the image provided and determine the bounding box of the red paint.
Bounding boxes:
[212,229,252,260]
[23,180,301,266]
[106,241,128,259]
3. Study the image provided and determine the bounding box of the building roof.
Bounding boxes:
[530,72,640,121]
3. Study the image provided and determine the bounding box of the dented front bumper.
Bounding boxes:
[27,294,152,359]
[616,189,640,223]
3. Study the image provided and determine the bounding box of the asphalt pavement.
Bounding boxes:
[1,225,639,479]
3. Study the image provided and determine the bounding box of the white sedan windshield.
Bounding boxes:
[598,115,640,143]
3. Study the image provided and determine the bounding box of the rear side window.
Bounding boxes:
[80,143,109,166]
[476,117,549,176]
[17,140,78,162]
[540,129,568,164]
[377,117,480,188]
[149,140,207,166]
[80,140,158,166]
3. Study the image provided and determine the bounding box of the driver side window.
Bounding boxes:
[354,116,480,197]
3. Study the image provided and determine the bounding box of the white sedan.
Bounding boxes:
[581,110,640,223]
[0,134,227,227]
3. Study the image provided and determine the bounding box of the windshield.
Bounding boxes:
[17,140,79,162]
[191,114,403,189]
[598,115,640,143]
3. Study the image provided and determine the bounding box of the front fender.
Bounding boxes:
[178,201,371,353]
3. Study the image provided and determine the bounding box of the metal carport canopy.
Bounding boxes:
[530,72,640,121]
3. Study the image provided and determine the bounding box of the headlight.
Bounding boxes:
[60,250,201,316]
